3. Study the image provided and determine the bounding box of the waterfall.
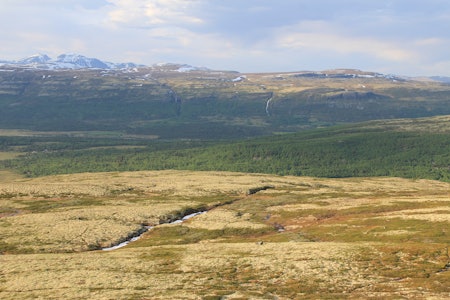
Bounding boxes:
[265,92,274,116]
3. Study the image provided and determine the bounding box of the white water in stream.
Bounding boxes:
[265,96,273,116]
[102,211,206,251]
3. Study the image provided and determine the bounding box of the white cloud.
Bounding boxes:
[273,21,417,62]
[0,0,108,10]
[1,0,450,75]
[415,38,447,47]
[106,0,204,27]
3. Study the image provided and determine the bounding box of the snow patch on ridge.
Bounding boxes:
[1,53,141,70]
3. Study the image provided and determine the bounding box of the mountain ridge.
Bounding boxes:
[1,61,450,137]
[0,53,141,70]
[1,53,450,83]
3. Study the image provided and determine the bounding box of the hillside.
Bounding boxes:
[2,115,449,182]
[1,66,450,138]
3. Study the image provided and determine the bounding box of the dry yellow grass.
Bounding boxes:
[363,115,450,133]
[0,152,22,160]
[1,170,283,197]
[0,170,290,252]
[1,170,449,299]
[185,208,269,230]
[0,170,22,181]
[0,242,371,299]
[1,203,198,252]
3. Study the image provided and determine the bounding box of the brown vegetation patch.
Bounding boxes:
[185,208,269,230]
[1,170,449,298]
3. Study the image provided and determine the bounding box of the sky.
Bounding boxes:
[1,0,450,76]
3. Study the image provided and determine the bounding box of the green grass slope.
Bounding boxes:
[2,116,449,181]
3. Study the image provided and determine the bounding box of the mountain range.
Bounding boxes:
[1,53,450,139]
[1,53,450,83]
[0,53,141,70]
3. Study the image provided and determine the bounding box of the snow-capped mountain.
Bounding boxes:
[55,53,110,69]
[18,54,51,64]
[0,53,141,70]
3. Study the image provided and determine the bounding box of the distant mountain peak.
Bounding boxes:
[1,53,141,70]
[55,53,110,69]
[18,53,52,64]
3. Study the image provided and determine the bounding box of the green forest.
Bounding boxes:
[2,123,449,182]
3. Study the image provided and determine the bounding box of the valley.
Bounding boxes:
[0,62,449,299]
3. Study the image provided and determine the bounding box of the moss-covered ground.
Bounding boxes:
[1,170,449,299]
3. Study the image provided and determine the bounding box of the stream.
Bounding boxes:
[101,211,207,251]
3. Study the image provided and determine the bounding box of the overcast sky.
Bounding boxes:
[1,0,450,76]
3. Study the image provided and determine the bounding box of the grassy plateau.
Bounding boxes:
[1,170,449,299]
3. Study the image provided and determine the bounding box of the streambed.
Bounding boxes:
[102,211,206,251]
